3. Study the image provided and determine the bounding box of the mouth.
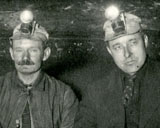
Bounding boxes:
[19,64,34,66]
[125,60,136,65]
[19,65,34,68]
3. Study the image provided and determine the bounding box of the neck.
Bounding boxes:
[17,70,41,85]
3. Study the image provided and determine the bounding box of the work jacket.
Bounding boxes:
[0,71,78,128]
[74,59,160,128]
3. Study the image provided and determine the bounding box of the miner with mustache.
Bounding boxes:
[0,10,78,128]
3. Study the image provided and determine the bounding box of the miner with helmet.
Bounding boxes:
[74,6,160,128]
[0,10,78,128]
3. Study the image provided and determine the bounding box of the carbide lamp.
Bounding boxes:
[105,6,126,35]
[20,10,34,34]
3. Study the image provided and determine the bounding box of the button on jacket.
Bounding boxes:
[0,71,78,128]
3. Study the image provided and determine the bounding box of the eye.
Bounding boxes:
[113,44,123,51]
[29,48,39,53]
[129,40,138,46]
[14,48,23,53]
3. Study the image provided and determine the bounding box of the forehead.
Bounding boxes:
[108,33,143,46]
[12,39,43,48]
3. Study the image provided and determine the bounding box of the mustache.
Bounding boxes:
[17,59,35,65]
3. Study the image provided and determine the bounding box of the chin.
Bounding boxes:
[125,67,141,75]
[16,65,41,73]
[19,71,37,75]
[17,68,40,75]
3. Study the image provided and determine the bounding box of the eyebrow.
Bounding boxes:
[112,43,121,47]
[128,38,137,42]
[111,38,137,46]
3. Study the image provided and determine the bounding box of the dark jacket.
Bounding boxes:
[74,59,160,128]
[0,71,78,128]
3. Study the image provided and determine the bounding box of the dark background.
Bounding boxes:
[0,0,160,99]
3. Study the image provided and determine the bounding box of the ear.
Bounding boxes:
[9,47,15,60]
[144,34,148,48]
[106,46,112,55]
[43,47,51,61]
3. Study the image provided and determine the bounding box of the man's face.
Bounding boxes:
[10,39,50,75]
[107,33,148,75]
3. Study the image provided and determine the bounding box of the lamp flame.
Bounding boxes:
[105,6,119,20]
[20,10,34,23]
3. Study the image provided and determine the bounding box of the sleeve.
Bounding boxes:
[60,86,79,128]
[73,88,97,128]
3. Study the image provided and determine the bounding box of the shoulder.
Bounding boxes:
[44,73,72,91]
[43,72,77,99]
[43,73,78,112]
[142,58,160,87]
[0,71,13,80]
[0,71,15,84]
[147,58,160,75]
[0,71,15,93]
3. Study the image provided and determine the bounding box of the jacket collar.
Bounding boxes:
[11,70,46,91]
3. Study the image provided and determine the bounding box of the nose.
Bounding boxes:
[124,47,132,58]
[22,50,30,60]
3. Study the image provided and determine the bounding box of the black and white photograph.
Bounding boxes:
[0,0,160,128]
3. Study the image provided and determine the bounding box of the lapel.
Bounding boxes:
[139,61,160,128]
[99,69,125,128]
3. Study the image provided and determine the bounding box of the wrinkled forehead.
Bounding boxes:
[12,38,43,47]
[108,33,143,46]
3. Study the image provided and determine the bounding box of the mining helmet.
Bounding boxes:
[10,10,49,44]
[103,6,142,41]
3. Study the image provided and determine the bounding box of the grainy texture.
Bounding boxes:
[0,0,159,99]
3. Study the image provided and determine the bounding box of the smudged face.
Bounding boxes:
[107,33,148,76]
[10,39,50,75]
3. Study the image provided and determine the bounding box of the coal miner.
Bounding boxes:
[0,10,78,128]
[74,6,160,128]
